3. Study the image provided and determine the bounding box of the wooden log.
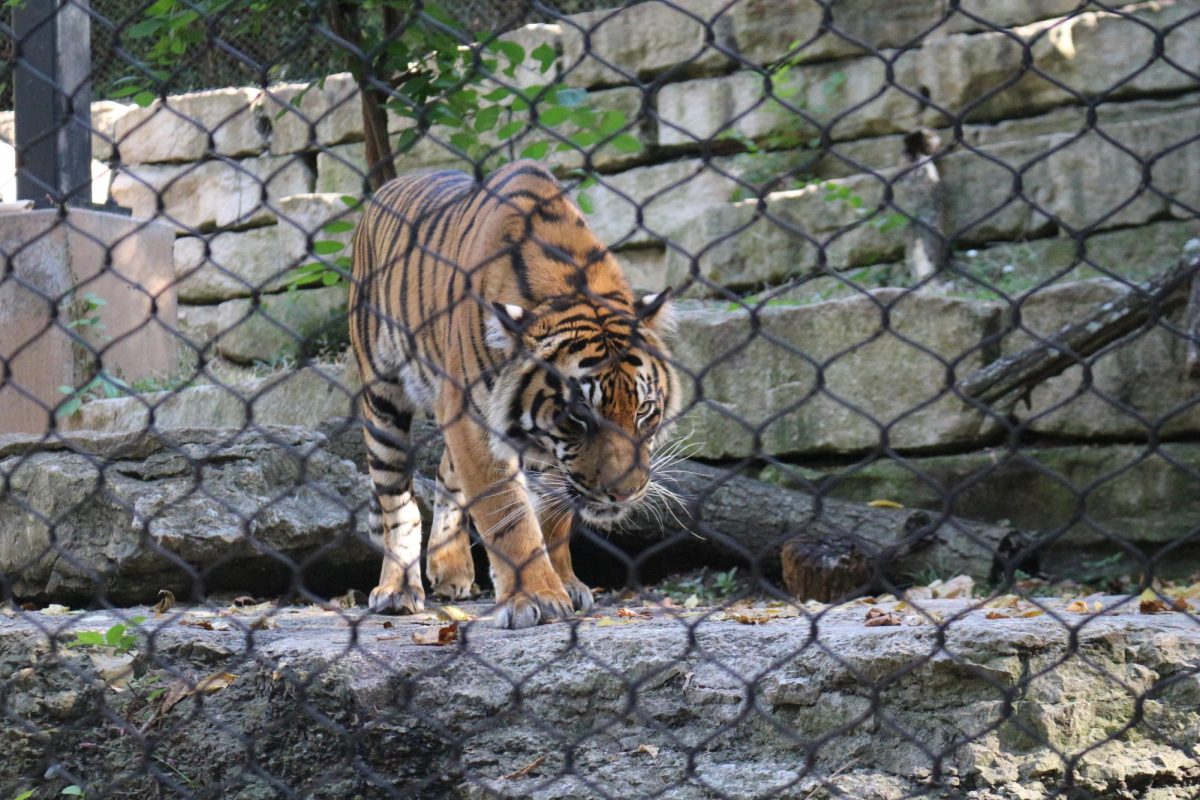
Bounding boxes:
[957,257,1199,406]
[780,535,872,602]
[320,422,1036,593]
[614,460,1036,589]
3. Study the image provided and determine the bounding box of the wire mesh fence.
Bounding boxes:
[2,0,1200,797]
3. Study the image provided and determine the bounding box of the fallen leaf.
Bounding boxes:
[985,611,1010,620]
[682,594,699,609]
[867,499,904,509]
[153,589,175,616]
[501,754,546,780]
[1140,589,1169,614]
[436,605,473,622]
[194,671,237,693]
[382,620,394,629]
[1171,597,1190,612]
[179,618,214,631]
[901,615,925,626]
[44,604,72,615]
[1017,608,1045,618]
[893,601,909,612]
[933,575,974,599]
[864,607,902,627]
[158,680,192,714]
[1065,600,1089,614]
[411,623,458,646]
[637,744,660,759]
[984,594,1021,609]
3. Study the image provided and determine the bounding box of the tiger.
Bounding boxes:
[349,160,678,629]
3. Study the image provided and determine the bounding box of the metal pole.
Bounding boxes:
[13,0,92,208]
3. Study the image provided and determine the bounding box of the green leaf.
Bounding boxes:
[482,87,511,102]
[130,615,147,626]
[519,141,550,160]
[69,631,105,647]
[62,787,84,797]
[321,220,355,234]
[126,19,164,38]
[497,120,524,140]
[538,106,572,127]
[311,241,345,256]
[490,40,525,65]
[474,105,502,133]
[531,42,556,73]
[108,84,147,99]
[597,110,627,135]
[609,133,643,153]
[14,790,34,800]
[322,272,342,287]
[132,91,157,108]
[104,624,127,647]
[576,191,594,214]
[449,131,477,152]
[570,107,597,128]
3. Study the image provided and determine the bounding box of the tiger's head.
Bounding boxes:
[485,292,679,527]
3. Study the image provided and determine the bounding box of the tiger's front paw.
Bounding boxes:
[369,583,425,615]
[561,576,594,613]
[494,589,574,629]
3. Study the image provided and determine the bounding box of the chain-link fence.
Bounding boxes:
[2,0,1200,798]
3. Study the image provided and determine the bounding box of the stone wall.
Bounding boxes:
[2,0,1198,570]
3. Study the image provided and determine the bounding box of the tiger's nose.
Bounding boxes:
[608,490,634,503]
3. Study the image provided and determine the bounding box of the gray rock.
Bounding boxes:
[114,88,267,164]
[63,365,362,434]
[1003,279,1200,439]
[0,427,373,604]
[176,285,349,364]
[267,73,363,155]
[173,194,361,303]
[2,599,1197,798]
[671,292,1002,458]
[108,154,315,232]
[768,442,1200,568]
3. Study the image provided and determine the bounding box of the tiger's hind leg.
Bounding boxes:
[362,376,425,614]
[426,450,476,600]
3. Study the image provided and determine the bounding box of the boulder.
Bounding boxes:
[176,285,349,365]
[108,154,314,232]
[0,427,373,604]
[2,599,1198,798]
[173,194,361,303]
[1003,279,1200,439]
[63,365,362,434]
[902,2,1200,126]
[767,443,1200,570]
[114,88,267,164]
[656,59,920,149]
[670,292,1003,458]
[266,73,363,155]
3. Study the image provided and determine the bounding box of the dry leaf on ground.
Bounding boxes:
[617,607,648,619]
[984,595,1021,609]
[501,754,546,780]
[412,623,458,646]
[867,499,904,509]
[1140,589,1170,614]
[153,590,175,616]
[683,594,700,609]
[436,605,473,622]
[179,618,215,631]
[195,671,237,693]
[864,607,902,627]
[637,744,660,759]
[985,611,1010,620]
[158,680,193,715]
[1065,600,1090,614]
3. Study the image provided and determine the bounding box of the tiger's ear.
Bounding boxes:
[635,288,675,334]
[486,302,527,350]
